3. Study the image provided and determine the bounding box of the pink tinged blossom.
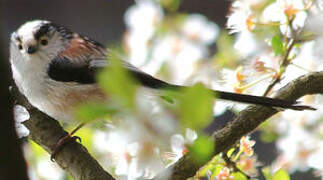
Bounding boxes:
[238,154,261,175]
[215,167,234,180]
[262,0,308,36]
[253,60,266,72]
[240,136,256,157]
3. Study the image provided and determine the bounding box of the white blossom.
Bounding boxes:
[124,0,163,67]
[14,105,30,138]
[262,0,308,36]
[167,129,197,164]
[181,14,219,45]
[227,1,255,34]
[35,158,65,180]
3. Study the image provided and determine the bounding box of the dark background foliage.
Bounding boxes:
[1,0,229,58]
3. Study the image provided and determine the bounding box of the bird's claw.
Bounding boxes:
[50,135,82,162]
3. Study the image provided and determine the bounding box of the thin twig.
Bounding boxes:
[263,39,296,96]
[222,153,251,179]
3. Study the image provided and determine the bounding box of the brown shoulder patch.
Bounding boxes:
[59,33,106,61]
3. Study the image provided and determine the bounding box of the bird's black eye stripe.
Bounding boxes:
[34,23,51,40]
[16,36,21,42]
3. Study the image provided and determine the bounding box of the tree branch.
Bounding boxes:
[164,71,323,180]
[11,86,115,180]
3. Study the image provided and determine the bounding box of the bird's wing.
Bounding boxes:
[47,33,174,89]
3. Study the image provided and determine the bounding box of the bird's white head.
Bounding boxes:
[10,20,72,66]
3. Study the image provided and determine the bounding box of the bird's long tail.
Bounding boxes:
[130,70,315,111]
[213,90,316,111]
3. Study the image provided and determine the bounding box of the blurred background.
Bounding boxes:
[1,0,229,58]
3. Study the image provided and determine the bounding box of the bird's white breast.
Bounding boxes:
[10,44,104,123]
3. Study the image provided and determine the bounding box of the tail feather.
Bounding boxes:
[164,84,315,111]
[214,90,315,111]
[130,70,315,111]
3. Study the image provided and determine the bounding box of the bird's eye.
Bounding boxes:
[40,39,48,46]
[18,44,23,50]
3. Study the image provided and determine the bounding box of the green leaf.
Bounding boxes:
[260,130,279,143]
[30,140,47,157]
[160,95,175,104]
[271,35,284,56]
[189,135,214,165]
[196,155,223,178]
[98,53,137,109]
[178,83,213,130]
[161,0,182,11]
[74,102,116,123]
[227,148,235,158]
[273,169,290,180]
[262,166,272,180]
[232,172,248,180]
[214,32,239,68]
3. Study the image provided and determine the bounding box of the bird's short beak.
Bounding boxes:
[27,46,37,54]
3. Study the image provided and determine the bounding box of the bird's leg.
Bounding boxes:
[50,123,85,161]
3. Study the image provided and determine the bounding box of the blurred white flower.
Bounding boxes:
[304,13,323,60]
[273,125,319,172]
[227,1,256,34]
[234,31,262,57]
[125,3,218,84]
[166,129,197,164]
[307,141,323,174]
[13,105,30,138]
[136,88,177,136]
[125,0,163,37]
[147,34,206,84]
[97,129,142,179]
[317,0,323,10]
[124,0,163,67]
[304,13,323,35]
[94,117,168,179]
[213,68,248,111]
[218,68,246,93]
[181,14,219,45]
[36,158,64,180]
[262,0,308,36]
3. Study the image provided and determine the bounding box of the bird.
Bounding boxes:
[9,20,314,160]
